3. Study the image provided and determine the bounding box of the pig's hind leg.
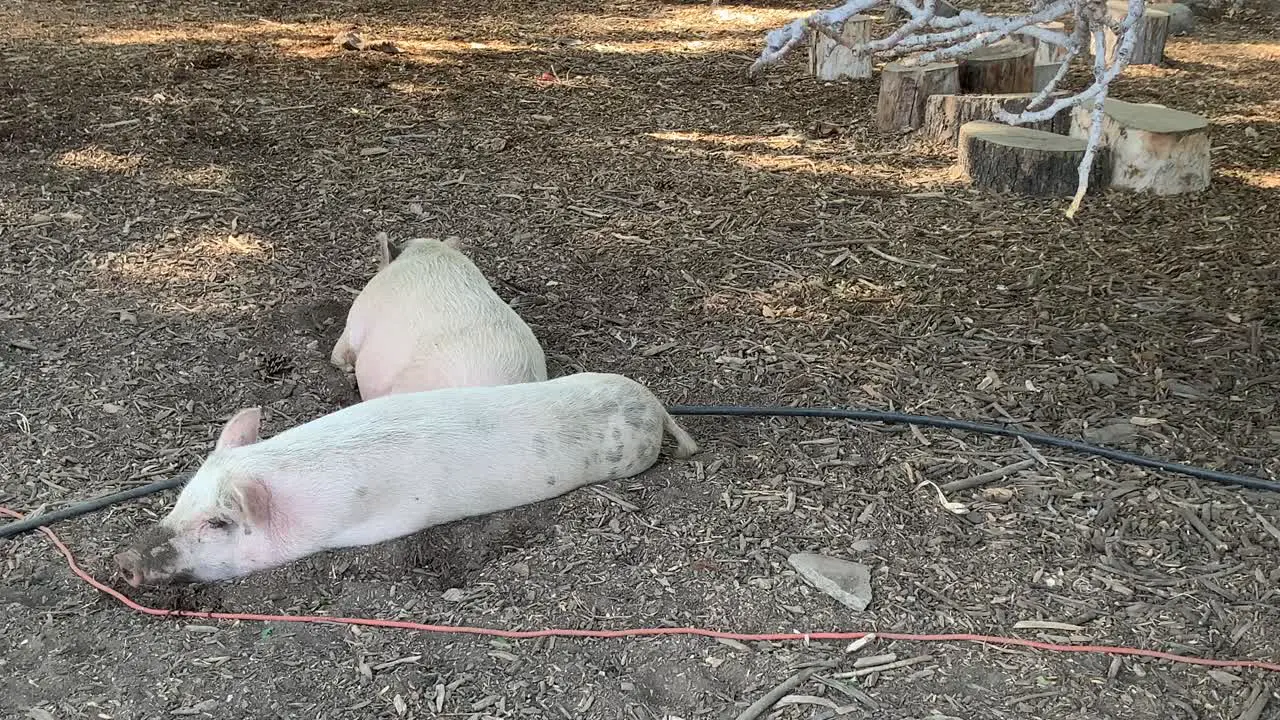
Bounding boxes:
[330,325,356,372]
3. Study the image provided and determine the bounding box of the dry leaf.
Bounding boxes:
[916,479,969,514]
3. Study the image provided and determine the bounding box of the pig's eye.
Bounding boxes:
[207,518,231,530]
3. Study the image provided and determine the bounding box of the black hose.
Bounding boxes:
[668,405,1280,493]
[2,405,1276,541]
[0,475,186,540]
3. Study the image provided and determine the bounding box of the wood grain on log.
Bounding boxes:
[876,60,960,133]
[958,120,1111,196]
[1069,98,1210,194]
[958,39,1035,94]
[922,93,1070,146]
[1103,2,1170,65]
[808,15,873,81]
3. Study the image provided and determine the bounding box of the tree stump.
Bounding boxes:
[958,39,1035,94]
[876,60,961,133]
[1148,2,1195,34]
[807,15,873,81]
[1069,98,1210,194]
[1033,61,1066,91]
[1015,21,1071,64]
[1103,2,1170,65]
[922,92,1070,146]
[958,120,1111,196]
[886,0,958,23]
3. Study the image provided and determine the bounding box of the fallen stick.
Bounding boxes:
[942,458,1037,492]
[734,660,839,720]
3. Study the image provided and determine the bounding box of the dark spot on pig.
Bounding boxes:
[471,416,498,435]
[356,486,369,498]
[606,447,624,465]
[242,526,253,536]
[545,475,558,486]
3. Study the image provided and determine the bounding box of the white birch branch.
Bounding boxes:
[750,0,1145,216]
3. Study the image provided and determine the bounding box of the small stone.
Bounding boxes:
[441,588,467,602]
[788,553,873,612]
[1084,422,1137,446]
[983,487,1015,503]
[335,29,366,51]
[1085,371,1120,388]
[367,40,404,54]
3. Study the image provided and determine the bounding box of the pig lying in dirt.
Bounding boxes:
[330,232,547,401]
[114,372,698,586]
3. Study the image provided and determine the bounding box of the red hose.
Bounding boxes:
[4,507,1279,672]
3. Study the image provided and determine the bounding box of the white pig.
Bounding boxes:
[113,372,698,586]
[330,233,547,401]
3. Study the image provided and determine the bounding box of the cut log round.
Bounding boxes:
[1069,97,1210,194]
[1015,21,1071,64]
[808,15,873,81]
[958,39,1035,94]
[1148,2,1195,35]
[1103,2,1170,65]
[875,60,960,133]
[1033,60,1066,92]
[958,120,1111,196]
[922,92,1070,146]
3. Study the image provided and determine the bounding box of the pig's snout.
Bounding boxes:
[114,549,146,588]
[114,527,185,586]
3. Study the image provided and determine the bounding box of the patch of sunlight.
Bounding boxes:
[386,81,450,98]
[588,38,751,54]
[81,20,455,47]
[186,232,269,258]
[101,231,270,285]
[1193,42,1280,62]
[158,165,233,191]
[1221,168,1280,190]
[733,152,962,187]
[556,5,805,38]
[53,147,143,174]
[703,276,905,323]
[649,130,804,151]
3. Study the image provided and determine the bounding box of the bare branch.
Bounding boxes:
[750,0,1148,215]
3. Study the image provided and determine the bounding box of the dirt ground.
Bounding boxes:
[2,0,1279,717]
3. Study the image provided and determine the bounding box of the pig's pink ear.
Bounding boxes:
[226,476,275,530]
[216,408,262,450]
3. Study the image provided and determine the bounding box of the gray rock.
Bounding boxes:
[1086,371,1121,388]
[1149,2,1197,33]
[788,553,873,612]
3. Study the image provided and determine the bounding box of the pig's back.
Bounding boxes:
[252,373,665,533]
[350,249,546,393]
